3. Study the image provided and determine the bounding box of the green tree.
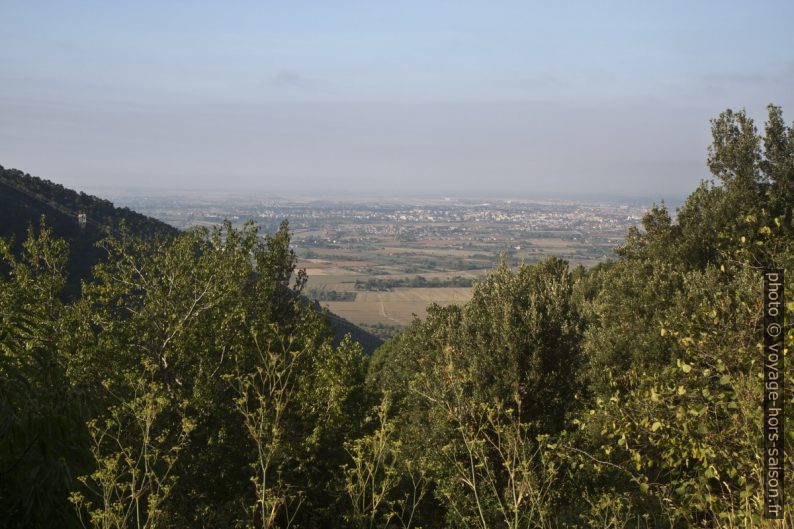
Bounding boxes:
[0,220,86,528]
[367,257,581,527]
[65,220,367,528]
[562,105,794,526]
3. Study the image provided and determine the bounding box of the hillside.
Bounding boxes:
[0,165,382,354]
[0,166,178,296]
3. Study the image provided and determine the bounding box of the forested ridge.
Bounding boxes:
[1,106,792,528]
[0,166,179,299]
[0,167,382,356]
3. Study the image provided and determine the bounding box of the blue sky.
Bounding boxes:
[1,1,792,198]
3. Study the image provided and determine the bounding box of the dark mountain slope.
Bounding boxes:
[0,165,382,354]
[0,165,178,297]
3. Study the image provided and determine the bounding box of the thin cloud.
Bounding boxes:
[700,64,794,89]
[271,69,315,89]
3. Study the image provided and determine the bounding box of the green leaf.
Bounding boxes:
[651,421,662,432]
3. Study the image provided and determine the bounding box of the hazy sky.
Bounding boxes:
[1,1,792,199]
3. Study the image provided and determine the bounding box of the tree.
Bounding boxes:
[0,220,86,528]
[66,220,367,528]
[69,372,195,529]
[343,393,427,529]
[367,257,581,527]
[562,105,794,526]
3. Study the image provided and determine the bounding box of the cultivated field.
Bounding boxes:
[296,229,616,336]
[324,288,473,327]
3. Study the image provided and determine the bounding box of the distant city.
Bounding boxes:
[111,192,651,249]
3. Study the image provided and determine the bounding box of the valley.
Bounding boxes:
[112,192,651,337]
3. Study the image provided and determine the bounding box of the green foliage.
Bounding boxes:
[63,220,368,528]
[343,393,428,529]
[1,219,367,528]
[0,220,86,528]
[360,322,404,340]
[413,346,560,529]
[227,334,308,529]
[560,106,794,527]
[365,257,580,527]
[617,105,794,271]
[567,266,772,525]
[70,372,195,529]
[306,288,357,301]
[354,276,474,291]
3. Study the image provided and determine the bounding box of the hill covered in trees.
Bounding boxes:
[1,105,792,528]
[0,166,178,297]
[0,167,382,355]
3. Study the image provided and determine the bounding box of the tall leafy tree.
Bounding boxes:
[0,220,86,528]
[65,220,367,528]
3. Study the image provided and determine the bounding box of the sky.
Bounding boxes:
[1,1,793,200]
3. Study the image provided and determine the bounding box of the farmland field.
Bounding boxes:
[294,221,630,336]
[300,254,485,335]
[324,288,472,326]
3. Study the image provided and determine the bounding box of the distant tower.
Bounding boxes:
[77,212,87,231]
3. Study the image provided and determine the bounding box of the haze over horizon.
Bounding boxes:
[2,1,792,201]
